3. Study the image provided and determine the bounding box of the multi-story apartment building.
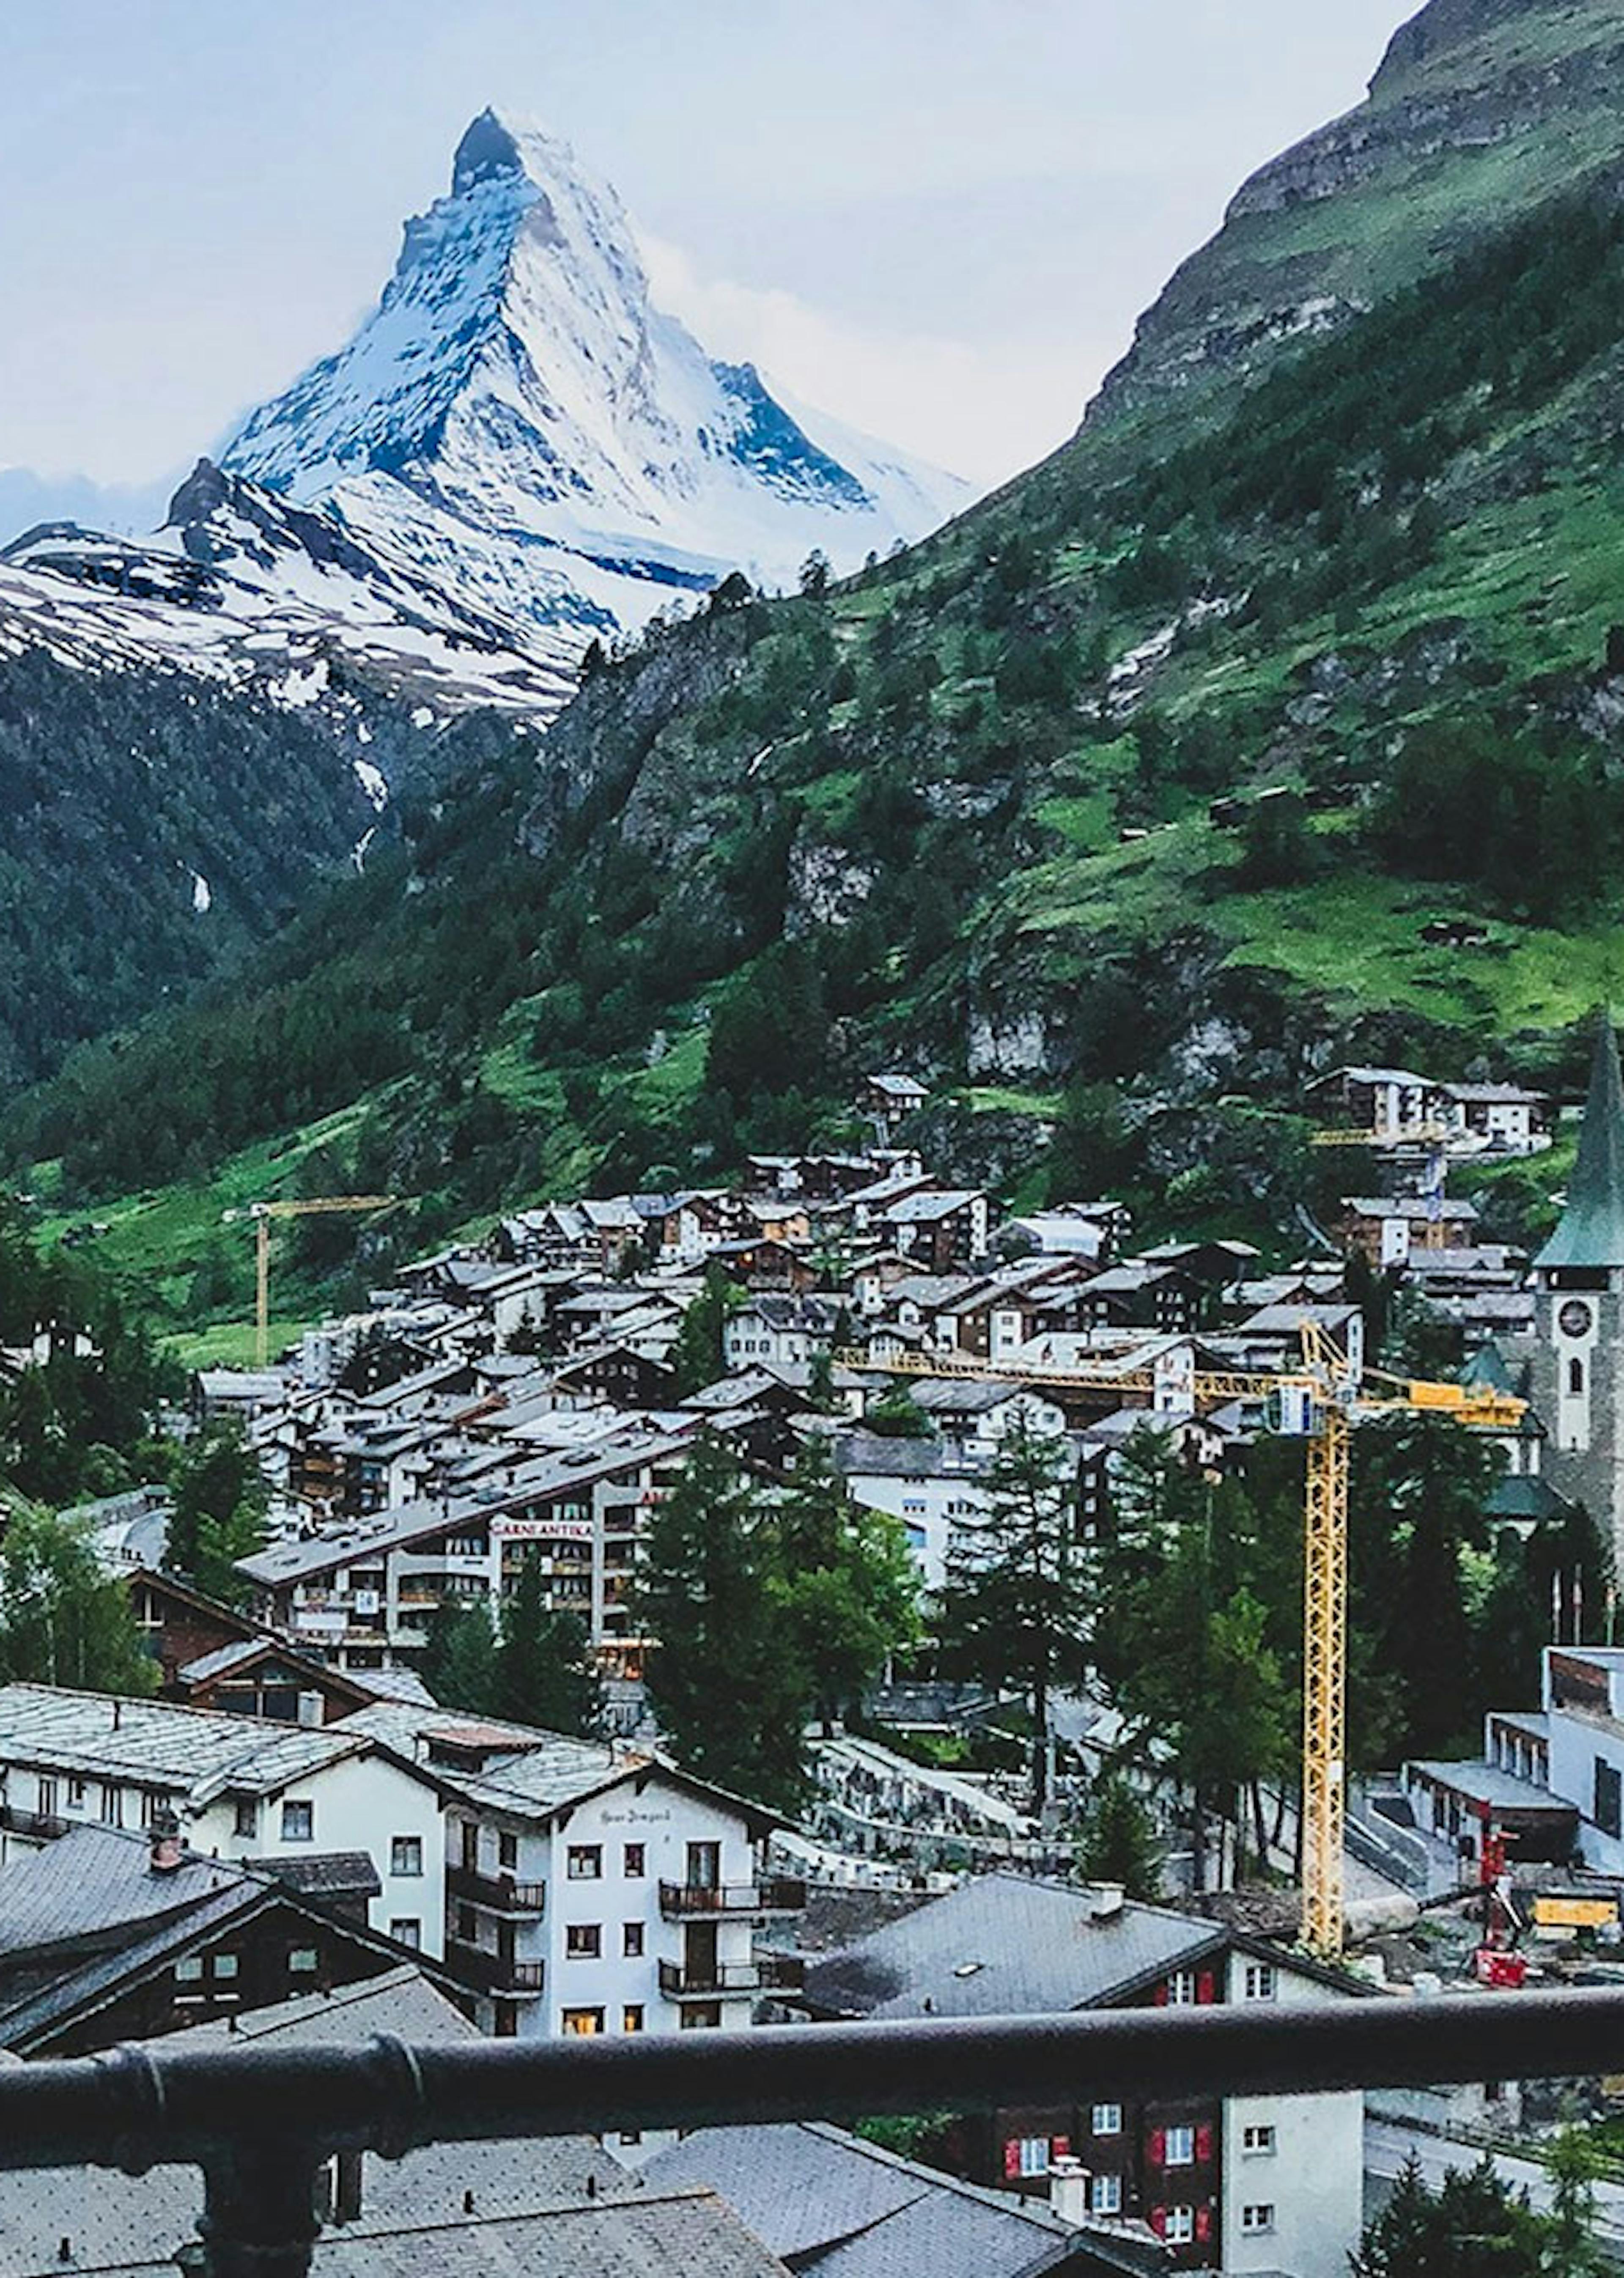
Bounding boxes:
[801,1872,1365,2278]
[339,1705,804,2044]
[239,1426,696,1674]
[0,1685,445,1956]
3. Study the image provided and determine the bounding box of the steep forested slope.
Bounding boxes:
[0,649,462,1088]
[15,179,1624,1284]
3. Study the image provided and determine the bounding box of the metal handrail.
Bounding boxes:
[7,1989,1624,2276]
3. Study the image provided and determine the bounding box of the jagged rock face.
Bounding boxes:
[1089,0,1624,428]
[221,109,966,653]
[0,112,963,730]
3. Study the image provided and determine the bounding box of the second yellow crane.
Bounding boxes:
[223,1196,401,1367]
[841,1324,1524,1955]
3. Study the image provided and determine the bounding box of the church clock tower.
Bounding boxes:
[1532,1018,1624,1566]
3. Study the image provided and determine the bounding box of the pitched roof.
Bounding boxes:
[335,1704,775,1836]
[1537,1018,1624,1269]
[644,2121,1088,2278]
[0,1684,365,1803]
[801,1873,1226,2020]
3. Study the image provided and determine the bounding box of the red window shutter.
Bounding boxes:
[1153,1980,1169,2007]
[1196,1970,1216,2005]
[1050,2135,1072,2160]
[1148,2128,1166,2166]
[1150,2207,1168,2239]
[1195,2124,1214,2163]
[1196,2207,1213,2244]
[1004,2141,1022,2182]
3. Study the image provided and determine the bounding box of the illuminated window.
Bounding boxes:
[561,2007,604,2036]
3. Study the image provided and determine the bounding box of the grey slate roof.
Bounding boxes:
[244,1850,381,1902]
[337,1703,642,1820]
[1408,1760,1576,1813]
[834,1433,989,1482]
[0,1683,364,1803]
[1537,1020,1624,1269]
[802,1873,1224,2020]
[0,1821,233,1958]
[645,2121,1087,2278]
[0,1961,705,2278]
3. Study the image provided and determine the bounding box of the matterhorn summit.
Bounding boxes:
[222,110,966,660]
[0,111,965,723]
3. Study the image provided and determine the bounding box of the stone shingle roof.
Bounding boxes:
[802,1873,1224,2021]
[0,1684,363,1803]
[645,2121,1087,2278]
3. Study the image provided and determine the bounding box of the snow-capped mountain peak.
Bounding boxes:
[0,110,967,727]
[221,108,968,649]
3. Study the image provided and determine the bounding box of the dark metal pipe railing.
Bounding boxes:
[6,1988,1624,2276]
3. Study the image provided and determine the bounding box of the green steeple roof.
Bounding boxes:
[1536,1015,1624,1270]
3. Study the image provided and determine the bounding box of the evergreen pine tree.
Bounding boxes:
[166,1419,269,1607]
[423,1601,500,1717]
[0,1506,158,1696]
[638,1433,810,1811]
[938,1413,1089,1810]
[1075,1773,1163,1899]
[768,1438,918,1731]
[496,1552,604,1737]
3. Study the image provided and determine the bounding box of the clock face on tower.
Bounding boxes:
[1560,1299,1594,1339]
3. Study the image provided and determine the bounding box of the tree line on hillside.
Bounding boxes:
[625,1402,1607,1882]
[0,1197,280,1693]
[11,201,1624,1236]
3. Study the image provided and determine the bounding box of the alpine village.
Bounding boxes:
[9,3,1624,2273]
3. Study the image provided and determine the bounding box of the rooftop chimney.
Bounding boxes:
[149,1805,184,1875]
[1048,2155,1094,2228]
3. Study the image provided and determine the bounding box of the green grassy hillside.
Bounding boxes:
[11,16,1624,1324]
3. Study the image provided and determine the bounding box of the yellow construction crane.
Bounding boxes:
[222,1197,401,1368]
[839,1326,1524,1956]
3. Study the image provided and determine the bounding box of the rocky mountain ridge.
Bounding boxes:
[0,111,964,735]
[1092,0,1624,428]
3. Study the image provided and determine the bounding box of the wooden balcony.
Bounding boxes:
[658,1954,804,1999]
[444,1938,546,1996]
[446,1863,546,1914]
[658,1877,806,1918]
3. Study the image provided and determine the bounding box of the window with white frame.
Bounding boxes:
[1243,2123,1276,2154]
[390,1919,422,1950]
[1242,1962,1276,2001]
[1165,1969,1197,2005]
[1165,2207,1195,2244]
[1164,2126,1195,2168]
[1090,2174,1123,2215]
[1242,2204,1275,2234]
[280,1799,314,1842]
[1091,2103,1122,2136]
[1012,2137,1051,2178]
[390,1836,423,1877]
[567,1844,603,1880]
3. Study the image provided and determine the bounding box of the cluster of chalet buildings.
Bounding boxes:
[0,1054,1607,2277]
[0,1701,1366,2278]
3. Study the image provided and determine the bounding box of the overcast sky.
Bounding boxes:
[0,0,1418,496]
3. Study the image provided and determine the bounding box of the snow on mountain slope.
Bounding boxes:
[221,110,969,642]
[0,459,578,716]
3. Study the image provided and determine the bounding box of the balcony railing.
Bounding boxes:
[446,1863,546,1914]
[659,1876,807,1917]
[5,1989,1624,2277]
[0,1803,69,1841]
[658,1954,804,1998]
[443,1937,546,1996]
